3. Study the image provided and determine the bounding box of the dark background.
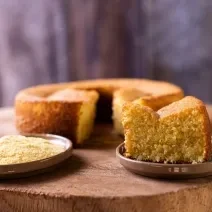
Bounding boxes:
[0,0,211,106]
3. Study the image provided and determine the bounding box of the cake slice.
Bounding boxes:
[16,88,99,145]
[122,96,211,163]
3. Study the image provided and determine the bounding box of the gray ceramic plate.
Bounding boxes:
[116,142,212,179]
[0,134,73,179]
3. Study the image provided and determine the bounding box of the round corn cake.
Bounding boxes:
[15,78,184,144]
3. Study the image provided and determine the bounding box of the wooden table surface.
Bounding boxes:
[1,107,212,212]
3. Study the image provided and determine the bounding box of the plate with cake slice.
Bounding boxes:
[116,96,212,179]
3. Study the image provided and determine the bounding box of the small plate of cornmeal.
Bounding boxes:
[0,134,73,179]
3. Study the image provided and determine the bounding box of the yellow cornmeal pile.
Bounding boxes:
[0,135,64,165]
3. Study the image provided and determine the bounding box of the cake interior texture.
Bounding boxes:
[122,96,211,163]
[112,87,183,135]
[112,88,148,135]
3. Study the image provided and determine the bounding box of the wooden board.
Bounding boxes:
[1,107,212,212]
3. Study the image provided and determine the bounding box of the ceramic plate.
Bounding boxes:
[116,142,212,179]
[0,134,73,179]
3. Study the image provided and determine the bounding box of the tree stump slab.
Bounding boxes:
[0,107,212,212]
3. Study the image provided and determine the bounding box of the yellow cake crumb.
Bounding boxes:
[122,96,212,163]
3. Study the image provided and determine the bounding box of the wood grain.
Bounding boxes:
[0,106,212,211]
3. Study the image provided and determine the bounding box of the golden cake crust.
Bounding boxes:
[15,100,82,142]
[15,78,183,100]
[15,78,184,143]
[15,89,99,144]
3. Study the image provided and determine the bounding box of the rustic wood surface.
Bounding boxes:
[1,106,212,212]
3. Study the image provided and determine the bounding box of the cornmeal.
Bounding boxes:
[0,135,64,165]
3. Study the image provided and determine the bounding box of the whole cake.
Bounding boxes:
[15,78,184,145]
[122,96,212,163]
[15,88,99,144]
